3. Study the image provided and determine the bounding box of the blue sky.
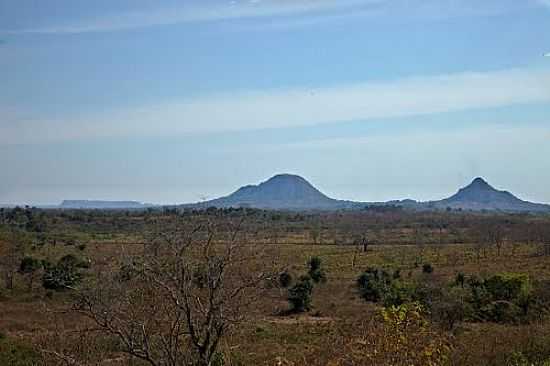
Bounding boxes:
[1,0,550,205]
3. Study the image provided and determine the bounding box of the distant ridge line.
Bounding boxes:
[181,174,550,213]
[31,174,550,213]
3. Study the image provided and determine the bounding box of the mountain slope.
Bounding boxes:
[191,174,354,210]
[431,178,550,212]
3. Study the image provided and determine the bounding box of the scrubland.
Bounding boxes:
[1,206,550,365]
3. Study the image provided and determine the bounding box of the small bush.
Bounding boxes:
[278,271,293,288]
[429,287,469,330]
[288,275,314,312]
[484,273,531,304]
[357,268,386,302]
[422,263,434,274]
[308,256,327,284]
[357,268,411,307]
[42,255,88,291]
[335,302,452,366]
[464,272,533,323]
[19,256,41,274]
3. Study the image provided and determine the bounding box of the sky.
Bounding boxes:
[1,0,550,205]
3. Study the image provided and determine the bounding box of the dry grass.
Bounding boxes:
[2,239,550,365]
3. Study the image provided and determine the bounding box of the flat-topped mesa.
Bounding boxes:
[60,200,148,209]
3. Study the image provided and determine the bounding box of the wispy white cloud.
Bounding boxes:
[4,0,381,35]
[270,123,550,153]
[2,67,550,145]
[1,0,526,35]
[228,6,385,32]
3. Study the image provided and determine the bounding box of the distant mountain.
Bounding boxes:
[187,174,550,213]
[429,178,550,212]
[60,200,152,209]
[189,174,356,210]
[52,175,549,213]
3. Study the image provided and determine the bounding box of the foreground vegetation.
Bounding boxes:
[1,206,550,365]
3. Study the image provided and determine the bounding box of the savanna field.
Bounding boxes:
[1,207,550,366]
[4,0,550,365]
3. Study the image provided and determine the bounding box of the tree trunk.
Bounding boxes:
[4,271,14,290]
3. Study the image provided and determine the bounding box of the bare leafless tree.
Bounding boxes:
[69,219,274,366]
[486,223,506,257]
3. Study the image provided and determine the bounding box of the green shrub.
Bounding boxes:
[288,275,314,312]
[19,256,41,274]
[357,268,386,302]
[42,254,88,291]
[422,263,434,274]
[308,256,327,284]
[484,273,531,304]
[479,301,523,323]
[465,273,532,323]
[357,268,412,307]
[211,352,225,366]
[278,271,293,288]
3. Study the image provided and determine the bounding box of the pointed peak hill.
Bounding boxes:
[451,177,511,202]
[436,177,549,212]
[183,174,549,213]
[469,177,492,188]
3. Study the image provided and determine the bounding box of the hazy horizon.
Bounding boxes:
[1,173,548,207]
[2,0,550,205]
